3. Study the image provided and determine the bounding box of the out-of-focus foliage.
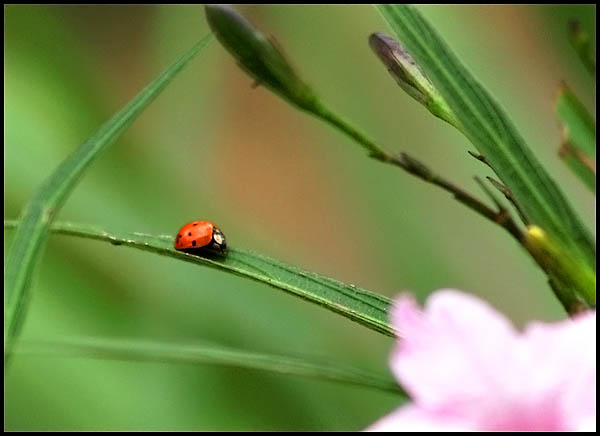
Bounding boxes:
[4,4,595,431]
[555,83,596,192]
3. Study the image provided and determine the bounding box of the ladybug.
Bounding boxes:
[174,220,227,256]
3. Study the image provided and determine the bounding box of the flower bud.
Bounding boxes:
[369,32,458,128]
[205,5,318,111]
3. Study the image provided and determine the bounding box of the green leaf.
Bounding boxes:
[556,83,596,159]
[376,5,596,304]
[568,20,596,77]
[14,336,407,396]
[555,83,596,192]
[4,35,212,364]
[4,220,395,337]
[559,143,596,192]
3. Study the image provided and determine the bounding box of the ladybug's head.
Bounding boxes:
[211,227,227,253]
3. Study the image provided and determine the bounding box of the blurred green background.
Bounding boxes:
[4,4,596,431]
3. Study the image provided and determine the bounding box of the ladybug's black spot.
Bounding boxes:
[193,223,197,226]
[188,232,192,236]
[192,240,197,247]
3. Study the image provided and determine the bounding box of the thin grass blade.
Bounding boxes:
[555,83,596,192]
[568,20,596,76]
[556,83,596,159]
[4,35,212,363]
[4,220,394,337]
[14,336,407,396]
[559,143,596,192]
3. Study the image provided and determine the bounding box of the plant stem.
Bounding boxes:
[548,279,589,318]
[311,102,525,244]
[312,102,390,161]
[310,103,589,316]
[485,177,531,226]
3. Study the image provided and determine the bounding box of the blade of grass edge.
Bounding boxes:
[14,336,407,396]
[4,35,212,365]
[556,83,596,158]
[555,83,596,192]
[559,145,596,192]
[4,220,395,338]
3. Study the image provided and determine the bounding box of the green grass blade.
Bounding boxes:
[376,5,596,302]
[568,20,596,77]
[4,35,212,363]
[556,83,596,159]
[14,336,407,396]
[4,220,394,337]
[556,83,596,192]
[559,143,595,193]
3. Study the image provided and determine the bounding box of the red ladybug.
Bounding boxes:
[174,220,227,256]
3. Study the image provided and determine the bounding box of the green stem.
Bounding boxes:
[312,102,391,161]
[310,103,529,251]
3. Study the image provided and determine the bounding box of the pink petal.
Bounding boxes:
[365,405,469,432]
[520,311,596,430]
[389,290,518,411]
[386,290,596,431]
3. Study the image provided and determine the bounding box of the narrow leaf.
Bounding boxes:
[4,220,395,337]
[556,83,596,159]
[559,142,596,192]
[568,20,596,76]
[555,83,596,192]
[4,35,212,363]
[376,5,595,304]
[15,337,407,396]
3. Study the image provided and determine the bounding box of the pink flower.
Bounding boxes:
[367,290,596,432]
